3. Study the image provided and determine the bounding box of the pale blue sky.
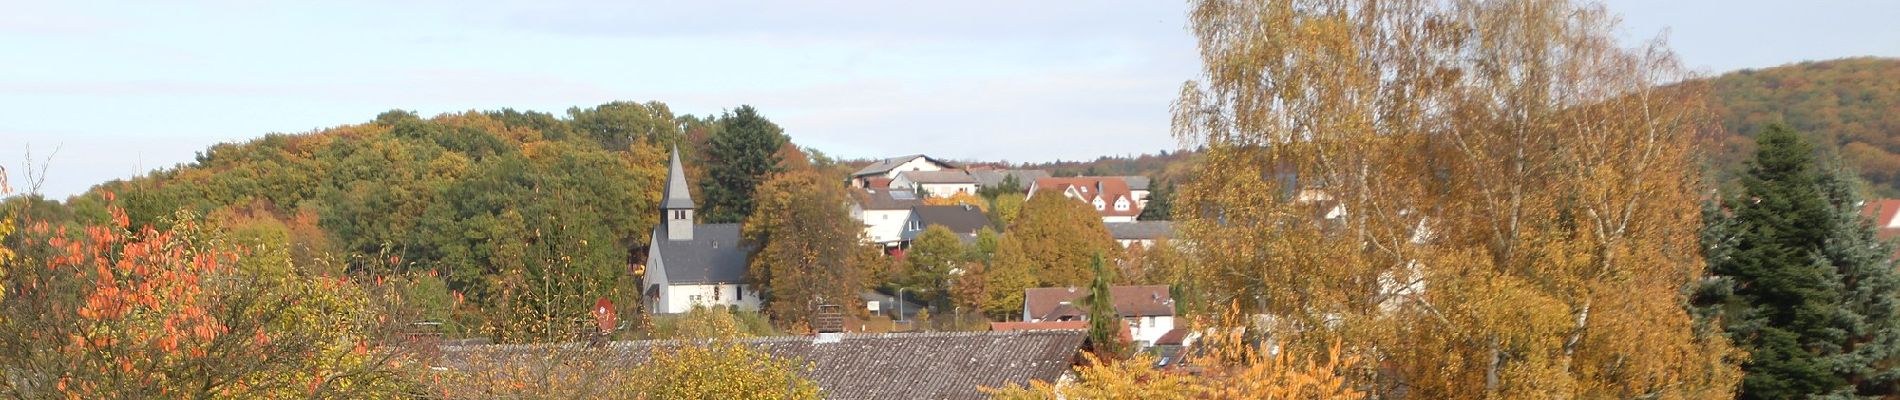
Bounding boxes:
[3,0,1897,198]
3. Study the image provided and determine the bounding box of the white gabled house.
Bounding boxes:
[1027,176,1149,223]
[849,154,960,188]
[1023,285,1178,349]
[849,188,924,249]
[643,147,761,314]
[890,170,978,198]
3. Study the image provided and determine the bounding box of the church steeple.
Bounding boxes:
[663,145,695,241]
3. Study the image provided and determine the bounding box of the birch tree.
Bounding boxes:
[1174,0,1742,397]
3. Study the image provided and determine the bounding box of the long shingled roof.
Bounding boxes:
[436,330,1085,400]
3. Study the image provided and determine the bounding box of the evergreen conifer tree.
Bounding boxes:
[700,105,788,223]
[1814,163,1900,396]
[1703,124,1860,398]
[1084,253,1128,359]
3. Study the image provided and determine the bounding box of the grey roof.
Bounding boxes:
[903,205,990,240]
[851,188,924,210]
[662,146,695,210]
[896,170,976,184]
[436,330,1086,400]
[852,154,959,177]
[1123,176,1151,191]
[654,223,750,284]
[970,169,1050,189]
[1105,221,1173,240]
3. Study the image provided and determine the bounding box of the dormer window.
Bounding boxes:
[1115,199,1129,210]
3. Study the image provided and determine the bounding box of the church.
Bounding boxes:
[642,147,761,314]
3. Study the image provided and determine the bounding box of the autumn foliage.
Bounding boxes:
[988,307,1363,399]
[0,195,412,398]
[1172,0,1741,397]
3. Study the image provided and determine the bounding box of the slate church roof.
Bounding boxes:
[652,223,750,284]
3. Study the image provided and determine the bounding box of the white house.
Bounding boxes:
[890,170,978,198]
[1022,285,1177,349]
[1028,176,1147,223]
[849,188,923,248]
[850,154,959,188]
[643,147,761,314]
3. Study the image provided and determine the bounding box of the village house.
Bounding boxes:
[1027,176,1151,223]
[848,188,924,248]
[899,204,991,245]
[1862,198,1900,240]
[1105,221,1173,249]
[641,147,760,314]
[969,168,1050,193]
[436,330,1088,400]
[890,170,979,198]
[850,154,960,188]
[1860,199,1900,258]
[1022,285,1178,349]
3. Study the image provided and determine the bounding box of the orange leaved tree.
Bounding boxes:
[0,195,414,398]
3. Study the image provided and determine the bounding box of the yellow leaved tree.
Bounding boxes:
[1172,0,1741,397]
[987,306,1363,399]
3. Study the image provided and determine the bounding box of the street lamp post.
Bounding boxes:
[896,288,910,328]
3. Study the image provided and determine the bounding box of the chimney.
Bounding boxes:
[813,303,845,338]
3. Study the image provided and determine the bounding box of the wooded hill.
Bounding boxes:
[972,57,1900,196]
[5,102,765,339]
[1704,57,1900,193]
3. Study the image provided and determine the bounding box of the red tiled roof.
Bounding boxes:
[990,321,1089,331]
[1154,329,1189,346]
[1023,285,1175,321]
[1031,177,1143,217]
[1861,199,1900,240]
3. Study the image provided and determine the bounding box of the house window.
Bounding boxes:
[689,294,703,304]
[673,210,686,220]
[1146,317,1156,327]
[737,286,744,301]
[1115,201,1129,211]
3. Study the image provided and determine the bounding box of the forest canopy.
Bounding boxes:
[4,101,765,341]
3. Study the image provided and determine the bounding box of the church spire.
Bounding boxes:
[663,145,695,241]
[663,145,694,210]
